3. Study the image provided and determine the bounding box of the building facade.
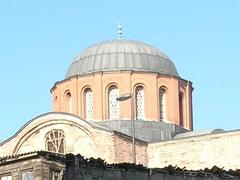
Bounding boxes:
[1,39,240,179]
[51,40,193,130]
[0,151,65,180]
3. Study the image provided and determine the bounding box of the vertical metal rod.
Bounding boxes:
[116,92,136,164]
[131,93,136,164]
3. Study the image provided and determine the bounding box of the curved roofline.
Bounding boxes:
[65,39,179,78]
[78,39,170,55]
[0,112,112,146]
[72,39,172,63]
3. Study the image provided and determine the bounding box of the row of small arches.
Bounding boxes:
[64,85,172,122]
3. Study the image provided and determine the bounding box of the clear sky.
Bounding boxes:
[0,0,240,141]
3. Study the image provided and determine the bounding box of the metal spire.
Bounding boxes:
[118,22,122,40]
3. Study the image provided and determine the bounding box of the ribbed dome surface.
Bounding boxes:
[65,39,179,78]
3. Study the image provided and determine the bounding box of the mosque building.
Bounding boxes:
[1,28,240,179]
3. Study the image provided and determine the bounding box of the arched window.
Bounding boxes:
[179,92,184,126]
[159,87,167,121]
[84,88,93,120]
[66,91,72,113]
[108,85,119,120]
[45,129,65,154]
[135,86,144,120]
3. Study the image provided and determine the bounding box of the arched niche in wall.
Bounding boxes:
[134,84,145,120]
[159,86,168,122]
[65,90,72,113]
[179,87,186,127]
[107,84,120,120]
[82,87,94,121]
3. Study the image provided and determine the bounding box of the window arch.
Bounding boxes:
[65,91,72,113]
[179,92,184,126]
[108,85,119,120]
[135,85,144,120]
[84,88,93,121]
[159,87,167,121]
[45,129,65,154]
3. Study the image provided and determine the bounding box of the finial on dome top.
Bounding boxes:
[118,22,123,40]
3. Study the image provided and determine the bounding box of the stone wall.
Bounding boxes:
[148,130,240,170]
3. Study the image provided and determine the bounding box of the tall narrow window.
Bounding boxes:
[0,176,12,180]
[179,92,184,126]
[49,169,61,180]
[159,88,167,121]
[66,92,72,113]
[45,129,65,154]
[135,86,144,120]
[108,85,119,120]
[22,171,34,180]
[84,88,93,120]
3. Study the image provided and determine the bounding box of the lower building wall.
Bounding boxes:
[66,168,228,180]
[64,154,232,180]
[147,130,240,170]
[0,157,65,180]
[1,152,239,180]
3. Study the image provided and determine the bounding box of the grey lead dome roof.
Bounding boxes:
[65,39,179,78]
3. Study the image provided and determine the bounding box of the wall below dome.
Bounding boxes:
[51,72,193,130]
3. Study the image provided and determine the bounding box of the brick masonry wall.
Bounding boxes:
[113,133,148,165]
[148,130,240,170]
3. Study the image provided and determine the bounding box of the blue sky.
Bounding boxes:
[0,0,240,140]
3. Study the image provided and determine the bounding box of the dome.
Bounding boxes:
[65,39,179,78]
